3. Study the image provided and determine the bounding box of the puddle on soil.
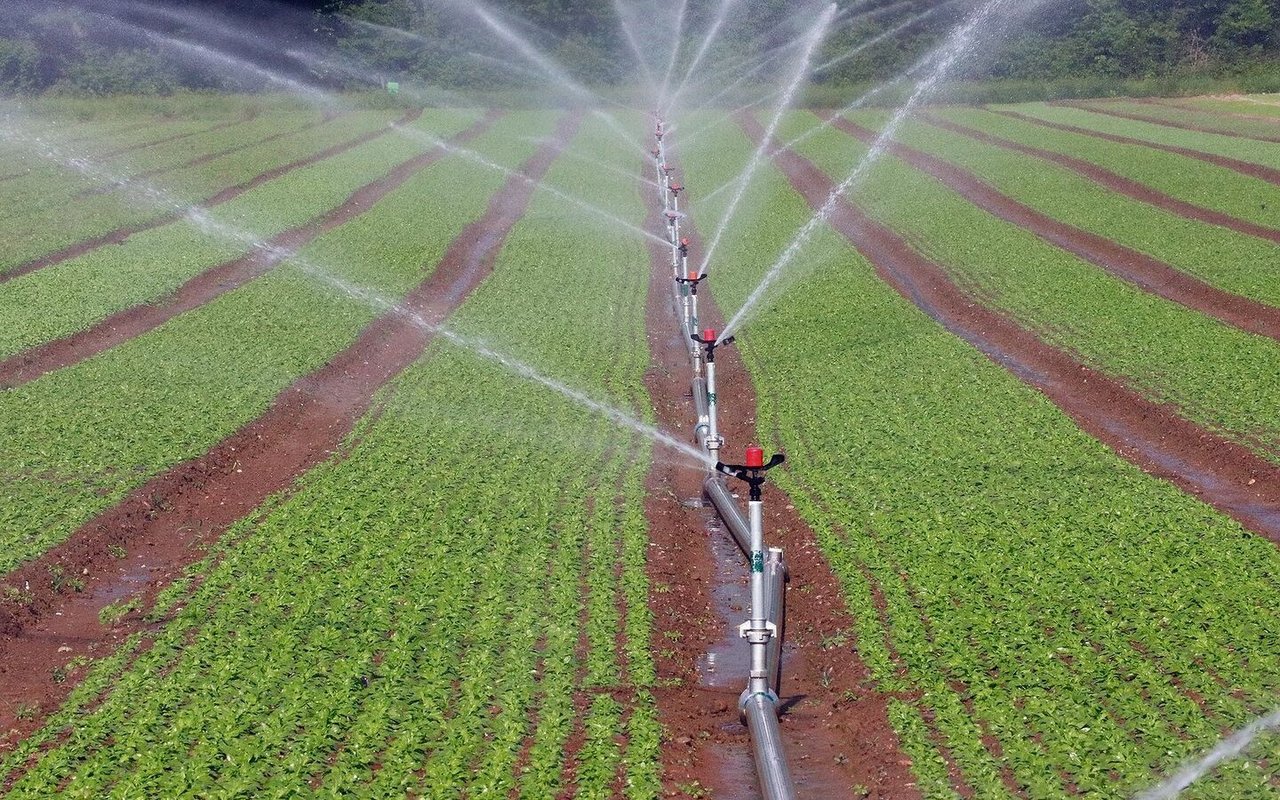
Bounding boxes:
[705,741,764,800]
[695,510,752,689]
[96,559,155,605]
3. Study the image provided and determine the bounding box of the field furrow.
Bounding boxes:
[782,112,1280,468]
[2,110,664,797]
[1063,99,1280,143]
[825,113,1280,342]
[0,111,563,585]
[0,111,501,387]
[0,109,418,281]
[993,105,1280,181]
[677,112,1280,798]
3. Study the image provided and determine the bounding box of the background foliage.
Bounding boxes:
[0,0,1276,98]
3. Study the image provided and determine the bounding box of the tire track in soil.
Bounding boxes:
[0,110,583,745]
[1052,100,1280,144]
[825,114,1280,344]
[0,108,426,284]
[987,108,1280,187]
[641,153,922,799]
[739,112,1280,543]
[0,111,501,388]
[920,111,1280,246]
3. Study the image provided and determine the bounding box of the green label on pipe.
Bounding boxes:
[752,551,764,573]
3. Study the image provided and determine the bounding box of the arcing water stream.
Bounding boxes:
[721,0,1028,339]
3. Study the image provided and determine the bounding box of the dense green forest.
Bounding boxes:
[1,0,1277,98]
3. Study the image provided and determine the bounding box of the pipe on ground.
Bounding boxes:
[743,692,797,800]
[703,473,750,556]
[766,547,786,694]
[692,376,710,443]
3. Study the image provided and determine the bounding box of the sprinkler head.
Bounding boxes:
[716,450,786,500]
[670,181,684,195]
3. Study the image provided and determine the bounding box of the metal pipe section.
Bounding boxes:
[692,377,711,444]
[743,693,797,800]
[705,359,722,454]
[703,474,750,557]
[766,547,787,693]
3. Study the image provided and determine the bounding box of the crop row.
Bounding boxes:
[777,111,1280,466]
[0,111,483,361]
[677,112,1280,798]
[1065,99,1280,143]
[887,110,1280,308]
[0,108,312,227]
[0,109,405,274]
[1001,103,1280,171]
[1,112,662,797]
[0,112,555,575]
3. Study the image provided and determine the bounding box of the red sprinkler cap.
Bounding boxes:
[688,269,699,280]
[745,446,765,469]
[703,328,716,342]
[680,237,689,246]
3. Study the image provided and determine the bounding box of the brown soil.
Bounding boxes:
[0,110,501,388]
[1054,99,1280,144]
[0,111,582,746]
[987,108,1280,187]
[826,114,1280,343]
[738,112,1280,545]
[641,149,922,798]
[920,111,1280,246]
[0,108,426,284]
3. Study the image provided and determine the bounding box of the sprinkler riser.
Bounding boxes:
[740,499,776,699]
[705,360,721,453]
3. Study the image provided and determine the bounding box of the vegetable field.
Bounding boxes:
[1,92,1278,799]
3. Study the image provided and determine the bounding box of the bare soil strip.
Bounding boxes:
[0,110,500,388]
[641,154,922,798]
[0,111,580,743]
[1054,100,1280,144]
[738,113,1280,545]
[0,109,425,284]
[826,115,1280,343]
[988,108,1280,187]
[920,111,1280,245]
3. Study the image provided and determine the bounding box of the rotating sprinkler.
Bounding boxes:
[669,179,684,212]
[715,447,786,709]
[691,328,735,451]
[664,209,682,244]
[672,236,690,277]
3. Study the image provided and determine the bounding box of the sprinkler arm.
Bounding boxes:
[715,454,785,501]
[675,272,707,295]
[691,331,735,362]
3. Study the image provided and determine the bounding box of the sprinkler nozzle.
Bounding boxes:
[660,163,673,175]
[678,238,690,258]
[669,181,684,196]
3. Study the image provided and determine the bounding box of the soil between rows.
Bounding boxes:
[0,110,581,750]
[1055,99,1280,144]
[0,109,502,388]
[988,108,1280,187]
[0,108,426,284]
[1146,97,1280,126]
[738,112,1280,546]
[640,150,921,798]
[920,111,1280,246]
[825,114,1280,343]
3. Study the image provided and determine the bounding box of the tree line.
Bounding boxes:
[0,0,1276,97]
